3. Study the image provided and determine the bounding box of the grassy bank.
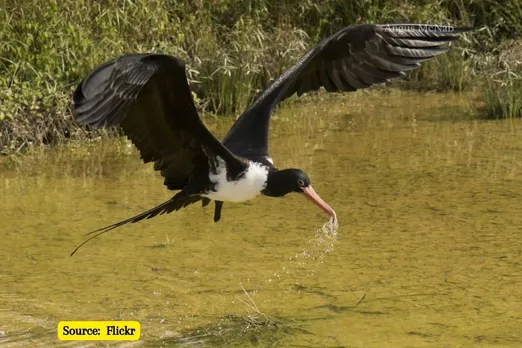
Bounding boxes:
[1,0,522,153]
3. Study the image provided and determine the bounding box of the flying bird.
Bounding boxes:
[71,23,470,255]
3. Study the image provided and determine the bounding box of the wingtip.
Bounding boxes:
[72,81,85,104]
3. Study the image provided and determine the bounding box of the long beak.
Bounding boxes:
[301,185,337,222]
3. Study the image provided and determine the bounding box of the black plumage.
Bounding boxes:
[71,23,471,255]
[222,24,471,159]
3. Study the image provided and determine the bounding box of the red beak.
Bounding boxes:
[301,185,337,222]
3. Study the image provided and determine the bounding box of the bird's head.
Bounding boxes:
[262,169,337,221]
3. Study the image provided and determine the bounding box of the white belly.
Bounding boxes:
[202,158,268,202]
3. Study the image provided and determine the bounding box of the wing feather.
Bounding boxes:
[73,53,245,189]
[222,23,471,158]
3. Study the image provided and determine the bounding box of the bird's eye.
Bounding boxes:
[297,179,305,187]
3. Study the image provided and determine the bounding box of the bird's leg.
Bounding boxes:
[214,201,223,222]
[201,197,211,207]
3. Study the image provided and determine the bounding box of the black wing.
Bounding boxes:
[72,54,246,247]
[222,23,471,159]
[73,53,245,189]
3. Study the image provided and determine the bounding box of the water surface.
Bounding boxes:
[1,91,522,347]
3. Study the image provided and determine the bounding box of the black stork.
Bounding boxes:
[71,23,470,254]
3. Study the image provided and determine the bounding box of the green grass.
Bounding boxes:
[478,40,522,119]
[1,0,522,153]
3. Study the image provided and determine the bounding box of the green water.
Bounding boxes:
[1,91,522,347]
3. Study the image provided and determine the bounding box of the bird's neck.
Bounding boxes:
[261,169,290,197]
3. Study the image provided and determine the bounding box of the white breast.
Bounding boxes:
[202,157,269,202]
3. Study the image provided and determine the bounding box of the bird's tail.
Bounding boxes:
[70,192,203,256]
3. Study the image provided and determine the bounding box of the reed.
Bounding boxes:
[478,40,522,119]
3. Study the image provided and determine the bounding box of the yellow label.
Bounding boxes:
[57,321,140,341]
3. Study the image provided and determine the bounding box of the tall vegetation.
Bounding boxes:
[1,0,521,152]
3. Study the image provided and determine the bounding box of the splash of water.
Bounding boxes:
[232,218,339,319]
[301,216,339,263]
[321,216,339,238]
[236,217,339,308]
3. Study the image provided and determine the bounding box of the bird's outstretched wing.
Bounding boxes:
[73,53,245,190]
[222,23,472,159]
[71,54,246,253]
